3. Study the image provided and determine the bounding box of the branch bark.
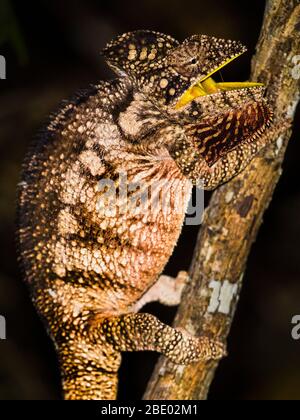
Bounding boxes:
[144,0,300,400]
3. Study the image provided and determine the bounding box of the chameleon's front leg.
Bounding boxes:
[203,120,290,190]
[178,119,290,190]
[89,312,226,365]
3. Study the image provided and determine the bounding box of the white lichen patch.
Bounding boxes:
[207,279,238,315]
[207,280,221,313]
[218,281,238,314]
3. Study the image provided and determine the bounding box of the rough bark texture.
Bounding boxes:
[144,0,300,400]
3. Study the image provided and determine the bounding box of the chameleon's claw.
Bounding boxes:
[210,339,227,360]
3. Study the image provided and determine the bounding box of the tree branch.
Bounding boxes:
[144,0,300,400]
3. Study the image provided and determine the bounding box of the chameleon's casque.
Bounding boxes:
[17,31,277,400]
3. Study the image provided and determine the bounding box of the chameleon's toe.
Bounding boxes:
[209,339,227,360]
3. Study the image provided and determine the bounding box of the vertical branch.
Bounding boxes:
[144,0,300,400]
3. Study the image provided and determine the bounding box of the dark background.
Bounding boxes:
[1,0,300,400]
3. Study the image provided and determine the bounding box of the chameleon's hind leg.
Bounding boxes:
[132,271,189,311]
[89,312,225,364]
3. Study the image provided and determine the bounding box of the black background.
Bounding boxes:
[0,0,300,400]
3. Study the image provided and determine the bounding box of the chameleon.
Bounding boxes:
[17,30,282,400]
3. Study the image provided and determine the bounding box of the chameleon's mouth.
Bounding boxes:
[175,53,264,109]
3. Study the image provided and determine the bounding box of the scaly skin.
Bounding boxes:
[17,31,280,400]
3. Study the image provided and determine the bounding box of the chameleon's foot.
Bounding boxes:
[133,271,189,311]
[160,328,226,364]
[90,312,226,364]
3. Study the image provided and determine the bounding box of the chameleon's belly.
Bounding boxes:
[44,177,192,312]
[18,143,192,315]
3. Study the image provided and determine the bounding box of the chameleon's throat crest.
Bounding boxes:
[175,52,264,109]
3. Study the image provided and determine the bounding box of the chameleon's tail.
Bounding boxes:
[62,370,119,400]
[57,341,122,400]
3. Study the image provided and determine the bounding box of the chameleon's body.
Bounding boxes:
[17,31,279,399]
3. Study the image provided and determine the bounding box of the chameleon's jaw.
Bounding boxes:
[175,53,264,109]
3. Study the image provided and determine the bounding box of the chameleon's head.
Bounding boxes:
[102,30,261,111]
